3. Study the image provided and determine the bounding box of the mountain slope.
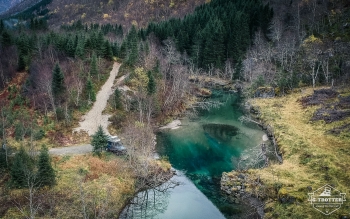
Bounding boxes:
[0,0,22,14]
[47,0,206,29]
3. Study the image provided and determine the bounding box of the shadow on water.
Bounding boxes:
[121,91,266,219]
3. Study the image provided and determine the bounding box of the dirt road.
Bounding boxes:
[49,144,92,155]
[73,62,121,136]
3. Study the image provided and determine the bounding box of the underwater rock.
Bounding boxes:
[202,123,239,141]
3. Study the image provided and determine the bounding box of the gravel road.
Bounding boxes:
[49,144,93,155]
[73,62,121,136]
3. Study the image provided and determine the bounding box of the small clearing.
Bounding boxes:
[73,62,121,136]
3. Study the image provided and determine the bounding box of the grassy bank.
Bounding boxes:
[247,87,350,218]
[1,153,136,218]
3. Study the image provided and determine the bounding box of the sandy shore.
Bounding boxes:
[159,120,182,130]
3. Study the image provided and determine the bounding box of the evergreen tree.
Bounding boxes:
[1,31,12,47]
[91,125,108,156]
[118,24,123,36]
[10,147,33,188]
[153,60,161,78]
[37,145,56,187]
[0,19,4,33]
[147,71,156,95]
[112,42,119,57]
[113,88,123,110]
[96,31,105,56]
[119,40,127,59]
[233,58,243,80]
[127,25,139,65]
[65,37,76,57]
[0,148,7,170]
[202,19,225,68]
[52,63,65,98]
[104,40,113,60]
[90,53,98,77]
[86,79,96,102]
[75,37,85,58]
[17,53,26,71]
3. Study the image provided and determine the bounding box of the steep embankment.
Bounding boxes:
[250,87,350,218]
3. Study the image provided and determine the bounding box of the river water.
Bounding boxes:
[120,91,266,219]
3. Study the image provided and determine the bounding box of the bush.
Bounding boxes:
[56,107,65,121]
[34,129,45,140]
[110,113,126,129]
[14,123,24,140]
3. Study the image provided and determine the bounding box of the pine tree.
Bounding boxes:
[234,58,243,80]
[17,53,26,71]
[52,63,65,98]
[91,125,108,156]
[1,31,12,47]
[10,147,33,188]
[37,145,56,187]
[112,42,119,57]
[65,37,76,57]
[90,53,98,77]
[96,31,105,56]
[118,25,123,36]
[127,25,139,65]
[75,37,85,58]
[119,40,127,59]
[147,71,156,95]
[0,148,7,170]
[104,40,113,60]
[86,79,96,102]
[153,60,161,78]
[0,20,4,33]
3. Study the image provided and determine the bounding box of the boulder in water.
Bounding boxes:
[202,123,239,141]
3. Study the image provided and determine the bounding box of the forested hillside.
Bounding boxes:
[47,0,207,29]
[146,0,273,69]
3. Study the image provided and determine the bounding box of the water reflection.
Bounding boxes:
[120,171,225,219]
[120,179,175,219]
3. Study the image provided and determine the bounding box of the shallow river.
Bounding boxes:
[120,91,266,219]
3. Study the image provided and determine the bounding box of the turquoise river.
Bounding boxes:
[120,91,266,219]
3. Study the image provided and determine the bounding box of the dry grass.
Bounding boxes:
[2,154,136,218]
[53,154,135,218]
[249,87,350,218]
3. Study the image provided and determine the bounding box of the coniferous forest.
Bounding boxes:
[146,0,273,69]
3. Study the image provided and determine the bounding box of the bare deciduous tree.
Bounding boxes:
[14,170,42,219]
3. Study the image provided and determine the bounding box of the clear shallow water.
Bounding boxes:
[121,91,266,218]
[120,171,225,219]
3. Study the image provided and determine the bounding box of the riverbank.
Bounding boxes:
[222,87,350,218]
